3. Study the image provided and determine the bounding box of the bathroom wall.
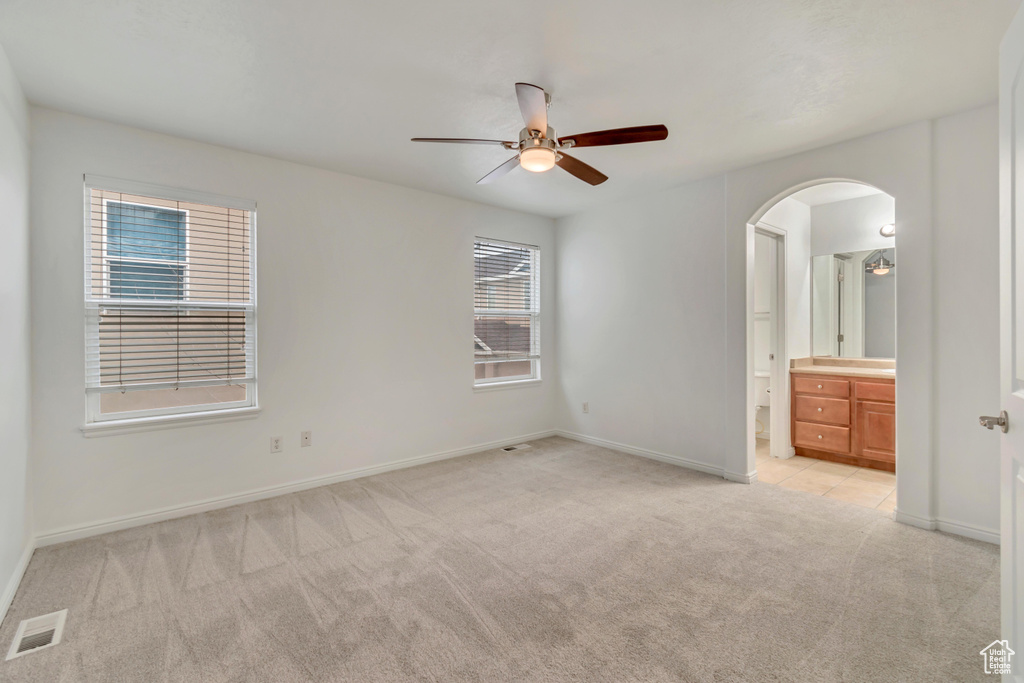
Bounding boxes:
[811,193,896,256]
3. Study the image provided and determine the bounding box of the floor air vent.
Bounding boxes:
[6,609,67,661]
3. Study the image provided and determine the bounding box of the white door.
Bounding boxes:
[999,7,1024,677]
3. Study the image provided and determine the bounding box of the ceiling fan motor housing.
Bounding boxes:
[519,126,559,148]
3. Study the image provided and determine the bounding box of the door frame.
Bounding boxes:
[753,223,792,460]
[998,4,1024,665]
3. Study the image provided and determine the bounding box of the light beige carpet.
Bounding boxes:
[0,436,1000,682]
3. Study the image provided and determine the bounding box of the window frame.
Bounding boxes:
[102,199,190,300]
[473,237,541,388]
[83,175,259,430]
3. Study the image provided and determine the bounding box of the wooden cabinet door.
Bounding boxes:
[855,401,895,463]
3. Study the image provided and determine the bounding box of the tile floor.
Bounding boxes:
[756,439,896,513]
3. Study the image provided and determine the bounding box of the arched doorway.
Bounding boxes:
[746,179,899,513]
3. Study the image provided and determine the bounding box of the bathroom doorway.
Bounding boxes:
[753,227,788,461]
[748,181,898,514]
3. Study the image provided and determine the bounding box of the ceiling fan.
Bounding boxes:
[412,83,668,186]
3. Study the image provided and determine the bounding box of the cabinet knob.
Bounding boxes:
[817,407,822,412]
[817,384,823,389]
[817,434,823,439]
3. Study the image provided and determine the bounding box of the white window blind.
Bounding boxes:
[474,239,539,383]
[84,178,256,420]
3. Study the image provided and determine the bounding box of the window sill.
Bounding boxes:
[473,378,542,392]
[81,406,261,437]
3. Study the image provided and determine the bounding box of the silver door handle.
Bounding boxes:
[979,411,1009,433]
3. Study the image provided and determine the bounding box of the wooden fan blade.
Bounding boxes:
[411,138,512,146]
[515,83,548,134]
[477,156,520,185]
[556,153,608,186]
[559,125,668,148]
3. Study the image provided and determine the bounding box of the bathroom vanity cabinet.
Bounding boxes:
[790,371,895,472]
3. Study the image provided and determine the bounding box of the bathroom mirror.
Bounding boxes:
[811,249,895,358]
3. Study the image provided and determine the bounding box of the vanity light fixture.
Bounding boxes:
[879,223,896,238]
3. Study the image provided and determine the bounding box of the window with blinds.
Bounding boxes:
[84,178,257,422]
[474,239,540,384]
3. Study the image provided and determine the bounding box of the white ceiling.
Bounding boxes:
[0,0,1017,218]
[789,182,884,207]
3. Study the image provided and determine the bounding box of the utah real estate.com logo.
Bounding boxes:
[980,640,1015,675]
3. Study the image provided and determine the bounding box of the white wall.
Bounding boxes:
[810,193,896,256]
[932,105,1000,536]
[29,108,558,539]
[0,43,31,614]
[556,176,729,474]
[559,106,1000,542]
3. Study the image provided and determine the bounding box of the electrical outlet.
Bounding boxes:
[270,436,283,453]
[301,431,312,447]
[582,402,589,414]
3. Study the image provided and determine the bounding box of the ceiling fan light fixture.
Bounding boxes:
[866,250,894,275]
[519,147,556,173]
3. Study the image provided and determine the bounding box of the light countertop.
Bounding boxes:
[789,357,895,380]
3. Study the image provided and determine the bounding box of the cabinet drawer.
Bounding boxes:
[793,376,850,398]
[794,396,850,426]
[794,421,851,453]
[856,381,895,403]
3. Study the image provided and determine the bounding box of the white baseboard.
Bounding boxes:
[893,509,937,531]
[1,541,35,626]
[725,470,758,484]
[555,430,727,479]
[893,509,1000,545]
[35,430,558,548]
[936,518,1000,545]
